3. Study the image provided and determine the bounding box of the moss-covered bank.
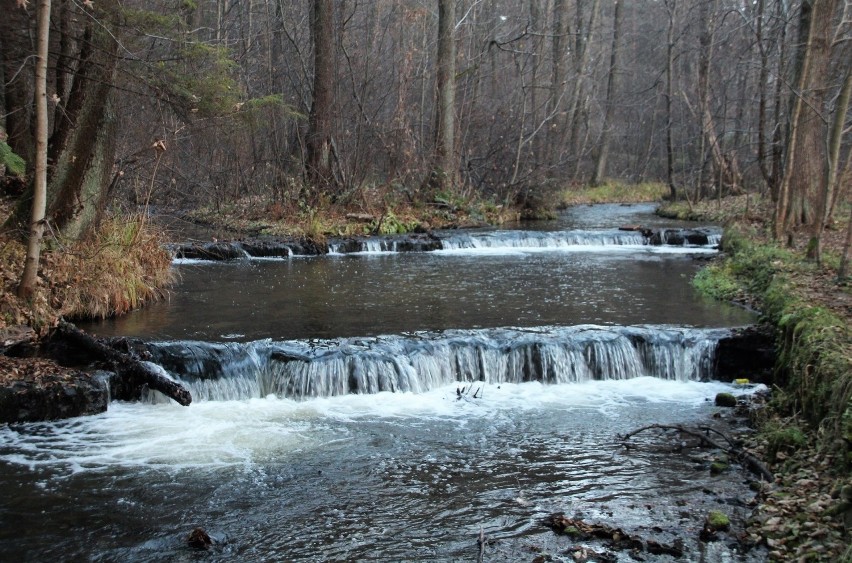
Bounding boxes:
[672,198,852,559]
[693,226,852,452]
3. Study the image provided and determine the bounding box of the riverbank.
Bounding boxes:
[659,195,852,561]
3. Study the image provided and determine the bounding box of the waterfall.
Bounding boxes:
[174,228,720,261]
[144,325,730,402]
[438,230,648,250]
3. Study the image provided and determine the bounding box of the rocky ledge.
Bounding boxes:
[169,227,718,262]
[0,355,108,423]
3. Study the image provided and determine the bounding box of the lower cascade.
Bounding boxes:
[143,325,731,401]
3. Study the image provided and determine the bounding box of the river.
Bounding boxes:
[0,204,763,561]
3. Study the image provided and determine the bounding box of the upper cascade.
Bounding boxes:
[171,227,721,260]
[143,325,731,402]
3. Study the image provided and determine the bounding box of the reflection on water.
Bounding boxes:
[81,252,753,342]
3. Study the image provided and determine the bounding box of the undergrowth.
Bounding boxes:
[187,185,516,238]
[1,214,173,333]
[560,181,668,207]
[692,225,852,456]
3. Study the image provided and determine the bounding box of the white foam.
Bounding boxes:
[433,245,717,256]
[0,379,763,474]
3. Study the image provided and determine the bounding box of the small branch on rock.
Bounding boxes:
[619,423,773,482]
[476,526,486,563]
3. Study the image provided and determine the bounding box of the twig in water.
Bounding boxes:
[477,526,486,563]
[619,423,774,482]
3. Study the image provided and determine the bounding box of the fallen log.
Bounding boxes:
[54,321,192,406]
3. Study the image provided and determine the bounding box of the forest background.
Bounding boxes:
[1,2,852,559]
[1,0,847,252]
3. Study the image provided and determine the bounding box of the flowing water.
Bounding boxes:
[1,204,764,561]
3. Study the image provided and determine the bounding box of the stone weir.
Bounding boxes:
[169,227,720,261]
[0,324,776,421]
[139,324,762,402]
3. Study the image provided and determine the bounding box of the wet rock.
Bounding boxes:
[715,393,737,407]
[173,241,248,260]
[0,356,109,423]
[644,228,712,246]
[187,527,212,549]
[331,238,365,254]
[699,523,719,543]
[710,459,730,475]
[646,539,684,557]
[714,325,776,383]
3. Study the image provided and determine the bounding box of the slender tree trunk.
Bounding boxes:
[566,0,600,179]
[665,0,677,199]
[306,0,335,192]
[427,0,457,192]
[808,65,851,261]
[17,0,51,299]
[839,202,852,280]
[548,0,569,165]
[756,0,775,196]
[591,0,622,186]
[697,0,741,198]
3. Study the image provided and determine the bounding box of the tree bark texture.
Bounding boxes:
[696,0,741,197]
[591,0,622,186]
[4,4,120,240]
[306,0,335,191]
[55,321,192,406]
[807,64,851,261]
[428,0,457,192]
[775,0,835,240]
[665,0,677,199]
[17,0,51,299]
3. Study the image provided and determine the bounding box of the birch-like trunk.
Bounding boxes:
[17,0,51,299]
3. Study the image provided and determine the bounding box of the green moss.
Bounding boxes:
[560,181,668,206]
[692,223,852,467]
[715,393,737,407]
[764,422,807,460]
[562,526,581,537]
[656,201,696,220]
[710,461,729,475]
[706,510,730,530]
[0,140,25,176]
[693,265,740,301]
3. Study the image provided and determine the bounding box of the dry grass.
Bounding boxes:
[560,181,669,206]
[1,202,174,334]
[185,187,518,239]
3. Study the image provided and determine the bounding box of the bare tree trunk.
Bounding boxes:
[775,0,834,242]
[756,0,776,197]
[17,0,51,299]
[591,0,622,186]
[839,203,852,279]
[306,0,335,192]
[548,0,569,166]
[426,0,457,192]
[696,0,741,198]
[566,0,600,180]
[665,0,678,200]
[808,65,851,261]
